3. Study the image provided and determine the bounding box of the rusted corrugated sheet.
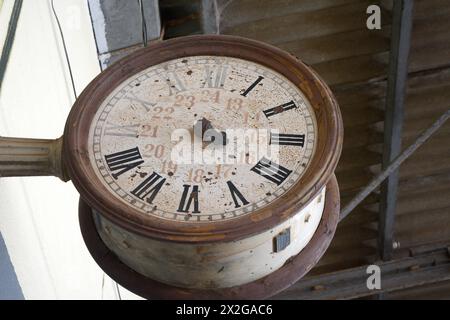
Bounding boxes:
[220,0,391,274]
[391,0,450,276]
[217,0,450,298]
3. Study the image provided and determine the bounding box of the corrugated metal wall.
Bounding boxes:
[389,0,450,297]
[219,0,390,274]
[214,0,450,298]
[397,0,450,251]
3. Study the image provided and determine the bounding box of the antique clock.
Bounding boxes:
[0,35,343,299]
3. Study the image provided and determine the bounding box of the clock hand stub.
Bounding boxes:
[193,117,227,146]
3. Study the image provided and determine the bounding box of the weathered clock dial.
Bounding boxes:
[89,56,317,223]
[54,35,343,299]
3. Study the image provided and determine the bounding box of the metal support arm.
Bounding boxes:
[0,136,68,181]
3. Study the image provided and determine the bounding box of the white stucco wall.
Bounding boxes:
[0,0,140,299]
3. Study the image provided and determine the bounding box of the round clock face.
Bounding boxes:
[88,56,317,223]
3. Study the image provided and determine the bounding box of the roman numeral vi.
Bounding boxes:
[177,185,200,213]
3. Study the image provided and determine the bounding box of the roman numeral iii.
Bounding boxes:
[263,100,297,118]
[270,133,305,147]
[104,147,144,179]
[177,185,200,213]
[227,181,250,208]
[131,172,166,204]
[251,157,292,186]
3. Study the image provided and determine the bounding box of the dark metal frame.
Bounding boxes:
[379,0,414,261]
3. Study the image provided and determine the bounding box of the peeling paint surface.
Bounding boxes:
[95,186,326,289]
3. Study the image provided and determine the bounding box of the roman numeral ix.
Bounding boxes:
[131,172,166,204]
[177,185,200,213]
[270,133,305,147]
[263,100,297,118]
[227,181,250,208]
[104,147,144,179]
[251,157,292,186]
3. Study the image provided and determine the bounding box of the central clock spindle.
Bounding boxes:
[194,117,227,145]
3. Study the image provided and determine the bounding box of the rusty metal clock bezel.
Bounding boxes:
[63,35,343,244]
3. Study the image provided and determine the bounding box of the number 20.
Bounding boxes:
[143,144,165,158]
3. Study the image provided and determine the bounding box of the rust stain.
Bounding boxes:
[251,210,272,222]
